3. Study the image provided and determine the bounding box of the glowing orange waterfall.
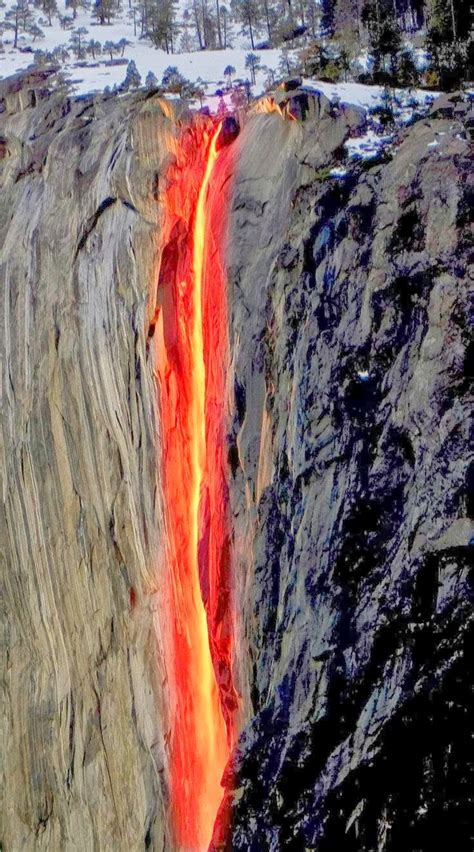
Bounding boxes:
[156,123,238,850]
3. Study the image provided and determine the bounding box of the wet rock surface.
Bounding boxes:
[1,75,473,850]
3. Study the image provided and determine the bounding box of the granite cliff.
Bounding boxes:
[1,73,472,850]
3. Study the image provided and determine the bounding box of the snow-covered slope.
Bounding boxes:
[0,0,439,136]
[301,77,435,113]
[0,0,281,94]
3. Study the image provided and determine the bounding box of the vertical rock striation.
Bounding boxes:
[1,88,178,850]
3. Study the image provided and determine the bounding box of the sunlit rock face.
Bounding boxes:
[1,76,472,852]
[0,88,178,850]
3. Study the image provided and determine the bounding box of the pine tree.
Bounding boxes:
[187,0,203,48]
[161,64,186,91]
[123,59,142,88]
[66,0,81,20]
[262,64,276,88]
[230,85,247,111]
[145,69,159,88]
[30,24,45,42]
[219,4,230,47]
[59,14,74,30]
[297,40,329,75]
[305,0,320,37]
[426,0,470,44]
[278,44,300,76]
[320,0,336,36]
[362,0,402,81]
[42,0,58,26]
[93,0,122,25]
[201,0,217,48]
[245,50,261,84]
[184,0,216,48]
[69,26,88,59]
[215,0,223,46]
[426,0,470,87]
[52,43,71,63]
[260,0,277,45]
[66,0,93,20]
[147,0,177,52]
[104,39,118,59]
[224,63,236,86]
[180,9,195,49]
[87,39,102,59]
[231,0,260,49]
[334,0,363,44]
[4,1,34,49]
[395,0,425,31]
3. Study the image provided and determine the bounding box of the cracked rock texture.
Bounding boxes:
[222,109,473,851]
[1,75,473,852]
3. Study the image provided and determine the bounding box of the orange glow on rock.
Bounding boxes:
[253,95,296,120]
[156,122,238,850]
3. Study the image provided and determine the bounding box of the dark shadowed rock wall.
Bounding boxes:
[221,108,473,851]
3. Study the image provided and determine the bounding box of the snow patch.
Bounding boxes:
[301,77,436,113]
[330,166,348,179]
[345,130,393,161]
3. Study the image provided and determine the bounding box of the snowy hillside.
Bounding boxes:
[0,0,443,137]
[0,0,283,95]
